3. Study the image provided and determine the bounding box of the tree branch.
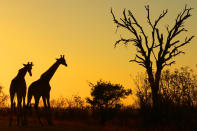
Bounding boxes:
[145,5,167,62]
[114,36,138,47]
[128,10,149,51]
[162,61,175,68]
[161,6,194,66]
[111,8,148,61]
[129,56,146,68]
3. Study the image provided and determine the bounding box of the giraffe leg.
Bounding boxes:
[42,96,49,124]
[9,93,14,126]
[46,94,53,125]
[35,96,43,126]
[27,92,33,114]
[22,96,27,126]
[42,96,47,109]
[42,96,52,125]
[17,97,22,126]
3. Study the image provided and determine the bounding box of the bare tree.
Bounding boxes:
[111,5,194,109]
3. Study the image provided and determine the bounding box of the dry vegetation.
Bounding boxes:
[0,67,196,130]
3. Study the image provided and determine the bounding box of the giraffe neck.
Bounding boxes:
[40,61,60,82]
[17,68,27,79]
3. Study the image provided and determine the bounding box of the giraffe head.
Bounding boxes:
[57,55,67,67]
[23,62,33,76]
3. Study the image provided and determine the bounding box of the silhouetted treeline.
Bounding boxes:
[0,67,197,129]
[0,86,8,107]
[134,66,197,129]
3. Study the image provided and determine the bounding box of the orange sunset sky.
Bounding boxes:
[0,0,197,105]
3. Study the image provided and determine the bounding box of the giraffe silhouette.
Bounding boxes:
[9,62,33,126]
[27,55,67,125]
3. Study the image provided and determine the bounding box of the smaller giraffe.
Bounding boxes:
[27,55,67,125]
[9,62,33,126]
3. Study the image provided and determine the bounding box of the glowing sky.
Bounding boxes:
[0,0,196,105]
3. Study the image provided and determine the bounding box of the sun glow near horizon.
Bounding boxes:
[0,0,197,106]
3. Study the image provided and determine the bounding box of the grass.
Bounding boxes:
[0,106,197,130]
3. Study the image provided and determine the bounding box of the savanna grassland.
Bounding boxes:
[0,67,197,130]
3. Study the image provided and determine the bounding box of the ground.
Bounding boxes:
[0,117,132,131]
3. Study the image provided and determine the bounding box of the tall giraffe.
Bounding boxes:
[27,55,67,125]
[9,62,33,126]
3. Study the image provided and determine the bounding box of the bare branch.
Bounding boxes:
[163,61,176,68]
[156,28,164,59]
[145,5,168,28]
[128,10,149,50]
[111,8,127,29]
[161,6,194,64]
[170,40,180,47]
[166,25,170,33]
[145,5,153,28]
[168,6,192,41]
[111,8,148,60]
[129,54,147,68]
[167,36,194,58]
[152,51,158,61]
[175,36,194,49]
[114,36,138,47]
[129,59,145,68]
[154,9,168,28]
[136,54,145,62]
[145,5,167,62]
